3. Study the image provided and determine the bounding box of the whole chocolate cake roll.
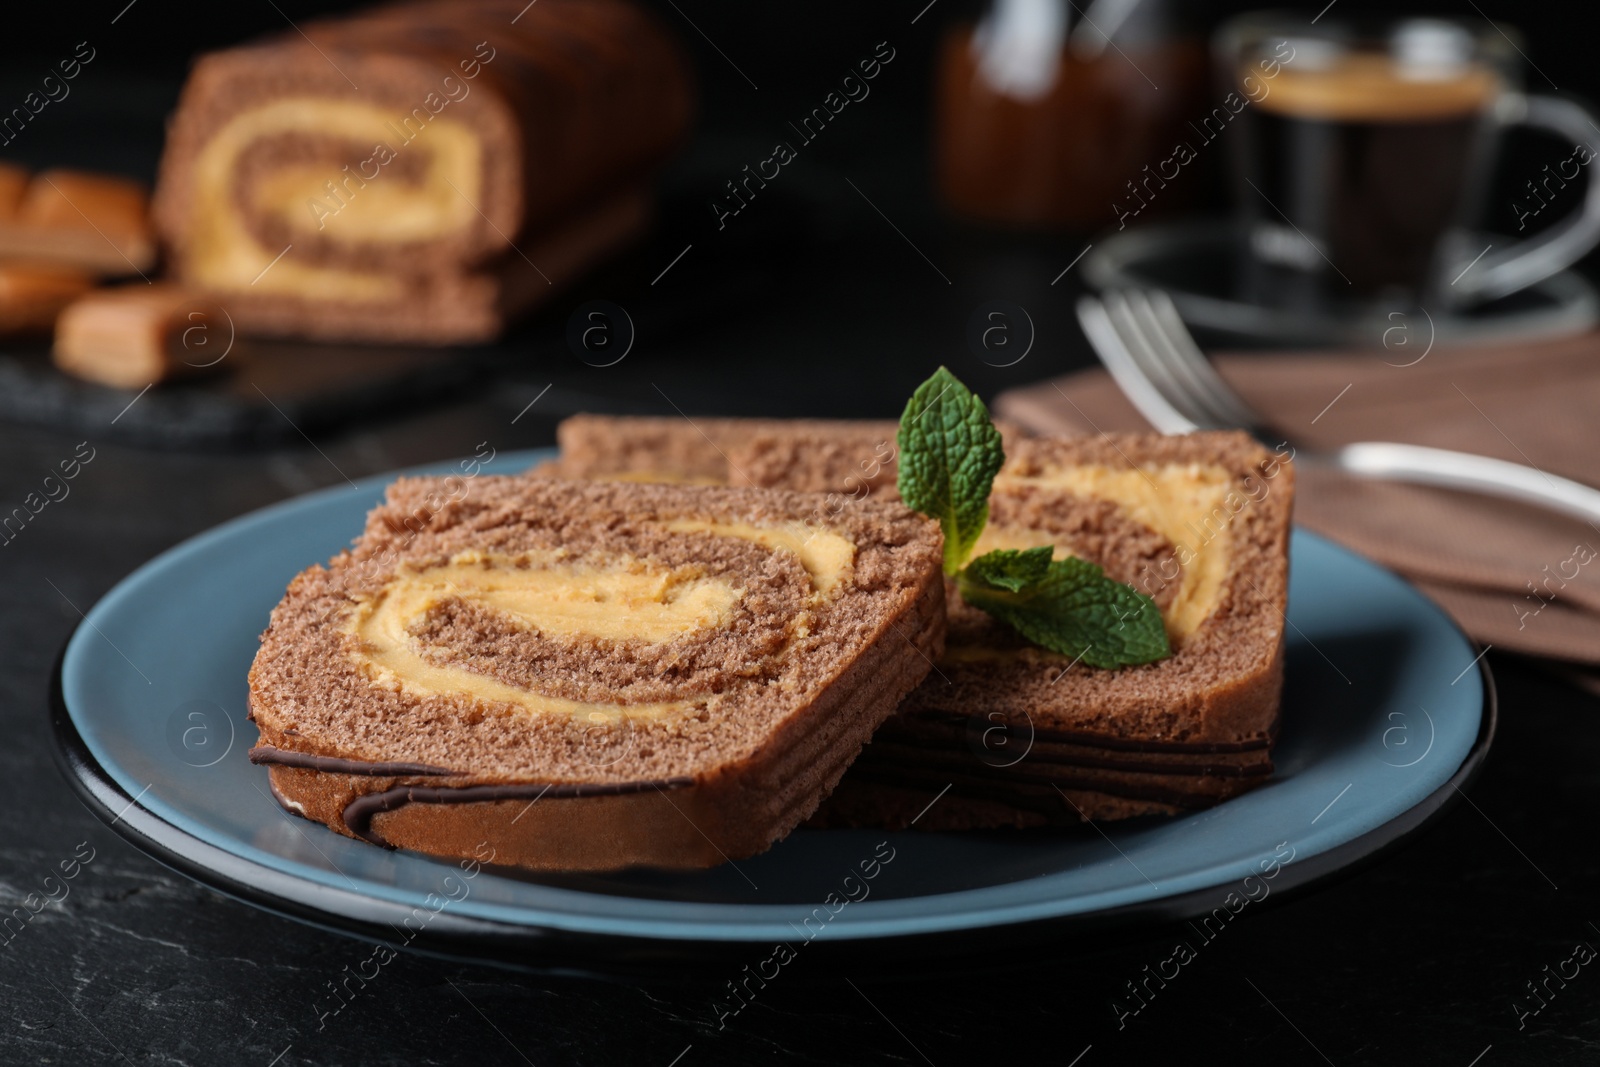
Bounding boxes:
[154,0,692,344]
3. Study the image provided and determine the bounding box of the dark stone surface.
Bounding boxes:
[6,1,1600,1061]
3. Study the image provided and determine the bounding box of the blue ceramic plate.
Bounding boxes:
[52,449,1493,971]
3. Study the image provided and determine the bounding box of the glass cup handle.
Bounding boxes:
[1455,93,1600,302]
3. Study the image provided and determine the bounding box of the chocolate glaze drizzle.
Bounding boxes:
[249,744,459,777]
[858,740,1274,779]
[252,743,699,849]
[343,776,697,848]
[850,763,1248,811]
[900,714,1282,753]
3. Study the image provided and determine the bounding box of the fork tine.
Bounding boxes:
[1102,291,1215,430]
[1140,290,1264,431]
[1074,295,1198,435]
[1121,290,1241,431]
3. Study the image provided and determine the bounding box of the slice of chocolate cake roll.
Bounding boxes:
[247,476,945,870]
[822,431,1294,827]
[154,0,691,344]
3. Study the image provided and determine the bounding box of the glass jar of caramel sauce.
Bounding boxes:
[937,0,1210,232]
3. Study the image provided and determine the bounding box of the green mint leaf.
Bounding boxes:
[963,547,1053,592]
[896,367,1005,575]
[957,554,1170,669]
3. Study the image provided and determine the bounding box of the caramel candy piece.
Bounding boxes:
[0,162,30,220]
[53,285,233,389]
[0,263,97,334]
[0,167,157,276]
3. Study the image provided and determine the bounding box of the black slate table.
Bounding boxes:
[7,2,1600,1058]
[7,295,1600,1067]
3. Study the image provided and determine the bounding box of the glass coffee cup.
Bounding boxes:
[1216,14,1600,313]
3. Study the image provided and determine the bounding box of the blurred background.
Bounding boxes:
[4,0,1597,432]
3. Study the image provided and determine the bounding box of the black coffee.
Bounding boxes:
[1234,54,1499,309]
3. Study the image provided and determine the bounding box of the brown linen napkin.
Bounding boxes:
[993,331,1600,664]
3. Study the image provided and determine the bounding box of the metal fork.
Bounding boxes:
[1077,289,1600,525]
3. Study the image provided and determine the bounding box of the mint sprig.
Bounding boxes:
[896,368,1170,670]
[896,366,1006,576]
[963,546,1053,592]
[958,552,1170,669]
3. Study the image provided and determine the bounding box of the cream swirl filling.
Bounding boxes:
[342,523,857,718]
[190,98,481,300]
[987,462,1236,642]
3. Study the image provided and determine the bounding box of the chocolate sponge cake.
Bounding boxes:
[154,0,691,343]
[545,416,1294,827]
[548,414,1023,501]
[549,415,902,493]
[248,476,945,870]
